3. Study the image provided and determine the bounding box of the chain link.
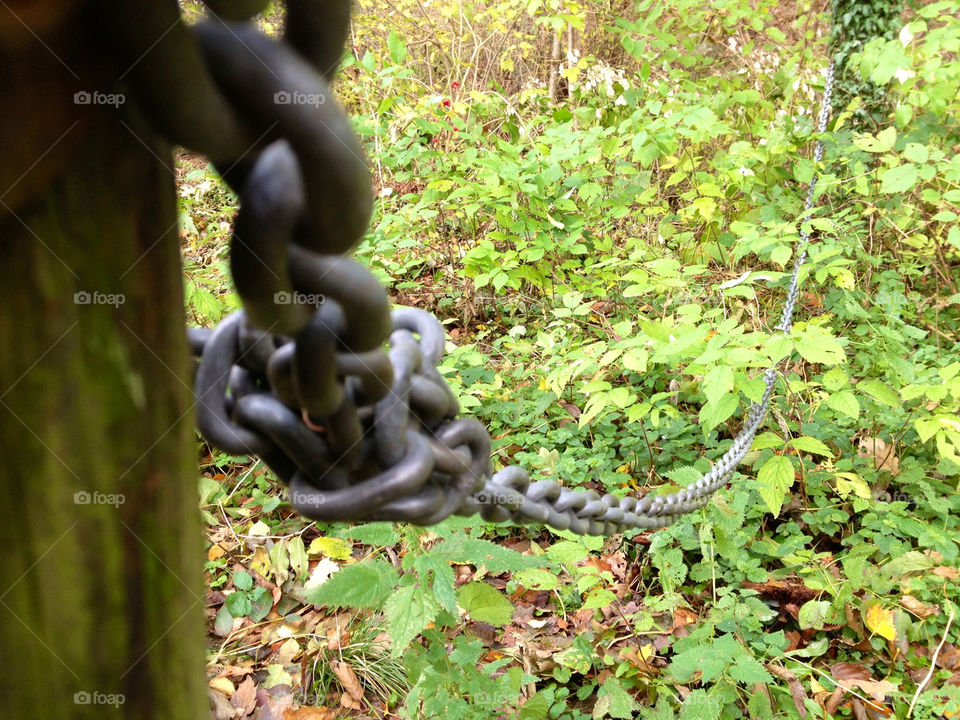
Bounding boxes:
[183,2,836,535]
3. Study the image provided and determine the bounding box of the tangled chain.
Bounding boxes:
[166,1,835,535]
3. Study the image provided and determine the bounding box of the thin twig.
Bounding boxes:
[908,606,955,718]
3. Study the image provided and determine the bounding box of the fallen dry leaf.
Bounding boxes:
[933,566,960,580]
[767,662,808,719]
[231,676,258,717]
[857,436,899,476]
[283,708,336,720]
[209,689,236,720]
[901,595,940,619]
[330,660,364,703]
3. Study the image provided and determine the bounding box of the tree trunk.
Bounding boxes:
[0,4,207,718]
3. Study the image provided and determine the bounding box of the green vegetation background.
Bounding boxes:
[184,1,960,717]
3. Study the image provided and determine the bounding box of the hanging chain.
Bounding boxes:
[180,1,836,535]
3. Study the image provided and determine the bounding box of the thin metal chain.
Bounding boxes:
[185,6,836,537]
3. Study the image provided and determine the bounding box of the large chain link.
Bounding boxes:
[177,1,835,535]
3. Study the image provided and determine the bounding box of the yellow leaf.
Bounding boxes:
[249,545,272,577]
[864,602,897,641]
[308,537,353,561]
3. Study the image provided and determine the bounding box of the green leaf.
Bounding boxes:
[703,365,734,407]
[678,690,720,720]
[225,590,252,617]
[699,393,739,435]
[342,523,399,547]
[386,30,408,64]
[795,333,844,364]
[434,535,541,573]
[249,586,273,622]
[304,559,399,609]
[457,581,515,625]
[623,348,648,373]
[827,390,860,420]
[583,588,617,611]
[214,605,233,636]
[797,599,831,630]
[860,380,899,407]
[670,645,726,683]
[852,127,896,153]
[514,568,559,591]
[413,554,458,615]
[788,436,834,457]
[880,164,919,194]
[821,367,848,392]
[728,656,773,684]
[756,456,795,517]
[232,570,253,591]
[546,540,589,566]
[592,676,640,719]
[386,584,439,657]
[288,536,308,578]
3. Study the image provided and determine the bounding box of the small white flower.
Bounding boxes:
[379,187,394,198]
[738,166,754,177]
[759,138,767,146]
[894,67,916,83]
[614,94,627,106]
[899,25,914,46]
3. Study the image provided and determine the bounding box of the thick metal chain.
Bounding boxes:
[181,1,836,535]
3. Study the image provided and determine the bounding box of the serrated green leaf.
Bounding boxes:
[304,559,398,609]
[386,30,408,64]
[827,390,860,419]
[795,333,844,364]
[699,393,739,435]
[413,554,458,615]
[433,535,541,573]
[788,435,834,457]
[678,689,720,720]
[342,523,399,547]
[593,676,640,719]
[798,599,831,630]
[546,540,589,566]
[728,656,773,684]
[756,455,795,517]
[514,568,559,591]
[457,581,514,625]
[583,588,617,611]
[821,367,848,391]
[860,380,899,407]
[386,584,439,657]
[703,365,734,407]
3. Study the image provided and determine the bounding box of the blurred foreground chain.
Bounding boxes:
[178,1,835,535]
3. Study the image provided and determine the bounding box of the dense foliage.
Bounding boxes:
[183,1,960,718]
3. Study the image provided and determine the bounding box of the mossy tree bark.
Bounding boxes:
[0,3,207,718]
